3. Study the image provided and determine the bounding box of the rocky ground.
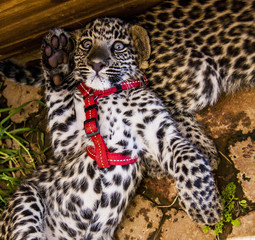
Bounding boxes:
[0,53,254,239]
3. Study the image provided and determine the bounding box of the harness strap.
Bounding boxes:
[78,78,147,168]
[84,95,109,168]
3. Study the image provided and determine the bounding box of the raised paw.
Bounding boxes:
[41,29,74,86]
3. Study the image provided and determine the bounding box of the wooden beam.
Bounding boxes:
[0,0,162,60]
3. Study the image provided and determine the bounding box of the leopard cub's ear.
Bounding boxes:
[130,25,151,70]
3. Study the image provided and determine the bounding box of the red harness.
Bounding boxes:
[77,77,148,168]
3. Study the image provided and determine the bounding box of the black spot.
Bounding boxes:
[179,175,184,182]
[178,0,191,7]
[219,57,230,67]
[123,130,131,138]
[123,177,131,190]
[71,194,83,207]
[21,209,33,217]
[231,0,246,13]
[124,110,133,117]
[227,45,240,57]
[214,0,228,12]
[132,168,137,179]
[30,203,40,212]
[188,6,202,20]
[76,222,88,230]
[193,36,203,45]
[56,195,62,204]
[186,180,192,189]
[87,163,95,179]
[94,178,102,194]
[194,178,202,189]
[145,14,155,22]
[116,139,129,147]
[191,167,199,175]
[101,193,109,208]
[67,202,76,212]
[206,58,217,69]
[204,6,215,19]
[78,161,84,174]
[191,50,203,58]
[110,192,121,208]
[90,222,102,232]
[203,175,210,183]
[182,165,189,175]
[136,123,146,129]
[234,56,247,69]
[158,12,169,21]
[144,22,154,32]
[176,157,182,163]
[80,208,93,219]
[123,118,131,126]
[113,174,122,185]
[156,127,165,139]
[243,39,255,54]
[212,45,222,55]
[173,7,184,18]
[24,196,35,203]
[206,35,217,45]
[80,178,89,192]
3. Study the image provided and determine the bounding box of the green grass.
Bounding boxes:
[0,100,48,212]
[203,182,247,239]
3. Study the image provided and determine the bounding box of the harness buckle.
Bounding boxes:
[85,104,98,112]
[84,118,100,137]
[115,84,123,93]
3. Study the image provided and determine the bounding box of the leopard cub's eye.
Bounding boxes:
[81,39,92,50]
[113,41,126,52]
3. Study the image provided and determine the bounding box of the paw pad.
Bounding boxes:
[42,30,74,86]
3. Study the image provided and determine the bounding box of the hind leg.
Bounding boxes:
[0,182,46,240]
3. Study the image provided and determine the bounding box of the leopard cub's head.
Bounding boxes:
[73,17,150,90]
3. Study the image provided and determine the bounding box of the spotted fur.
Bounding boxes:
[0,17,222,239]
[137,0,255,175]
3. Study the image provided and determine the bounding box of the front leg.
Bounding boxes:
[41,29,87,161]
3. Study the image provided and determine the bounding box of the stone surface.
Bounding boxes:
[114,194,163,240]
[197,88,255,138]
[229,138,255,202]
[228,211,255,239]
[140,176,178,205]
[2,79,42,123]
[160,209,215,240]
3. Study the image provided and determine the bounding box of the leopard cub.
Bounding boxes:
[0,18,222,240]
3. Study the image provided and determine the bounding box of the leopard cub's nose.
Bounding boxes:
[88,61,106,73]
